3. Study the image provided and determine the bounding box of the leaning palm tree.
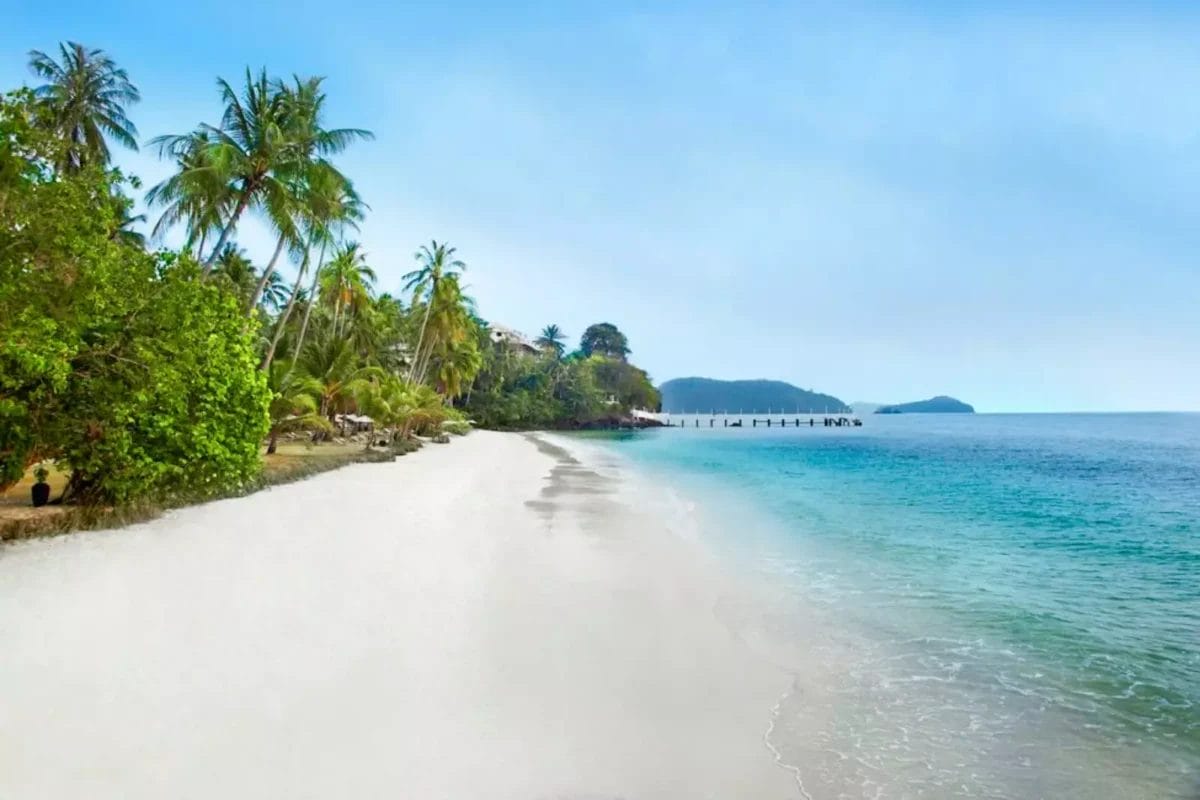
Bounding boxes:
[244,173,303,313]
[150,69,288,273]
[28,42,140,172]
[146,130,231,257]
[319,242,377,337]
[280,170,366,374]
[245,78,370,313]
[280,75,373,174]
[403,240,465,383]
[536,324,567,359]
[261,164,351,370]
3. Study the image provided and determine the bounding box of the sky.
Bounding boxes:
[4,1,1199,412]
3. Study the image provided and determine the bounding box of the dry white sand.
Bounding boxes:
[0,430,798,799]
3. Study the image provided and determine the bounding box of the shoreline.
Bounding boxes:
[578,424,1200,799]
[0,430,800,798]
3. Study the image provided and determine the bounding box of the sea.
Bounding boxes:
[585,413,1199,799]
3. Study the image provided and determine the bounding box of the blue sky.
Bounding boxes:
[5,2,1199,411]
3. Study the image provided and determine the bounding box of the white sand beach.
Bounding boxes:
[0,431,798,799]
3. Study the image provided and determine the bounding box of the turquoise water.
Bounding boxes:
[593,413,1199,799]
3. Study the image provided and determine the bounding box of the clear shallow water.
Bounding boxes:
[587,414,1200,799]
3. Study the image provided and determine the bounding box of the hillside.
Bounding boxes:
[658,378,851,414]
[876,396,975,414]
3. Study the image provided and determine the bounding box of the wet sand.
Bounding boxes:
[0,430,797,799]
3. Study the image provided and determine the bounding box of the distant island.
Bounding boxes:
[659,378,851,414]
[876,396,975,414]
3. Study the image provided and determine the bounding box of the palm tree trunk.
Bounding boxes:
[267,430,279,455]
[414,336,437,385]
[284,240,328,382]
[407,290,436,383]
[246,232,288,314]
[261,235,315,370]
[202,188,252,275]
[195,228,208,262]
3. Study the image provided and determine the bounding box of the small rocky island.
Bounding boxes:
[876,396,975,414]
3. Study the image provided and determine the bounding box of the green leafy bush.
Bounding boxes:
[462,326,660,430]
[0,90,270,503]
[442,420,471,436]
[55,259,270,502]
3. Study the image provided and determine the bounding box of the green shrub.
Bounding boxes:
[56,259,270,503]
[0,90,270,503]
[442,420,471,436]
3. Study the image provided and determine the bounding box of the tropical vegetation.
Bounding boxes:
[1,42,661,511]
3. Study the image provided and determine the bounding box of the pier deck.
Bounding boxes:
[633,411,863,428]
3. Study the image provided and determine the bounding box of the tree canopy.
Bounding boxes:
[1,90,268,500]
[579,322,631,360]
[27,42,140,172]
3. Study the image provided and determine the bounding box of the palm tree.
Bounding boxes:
[146,130,230,256]
[210,243,256,302]
[245,174,302,313]
[355,376,449,444]
[435,334,483,400]
[280,75,373,171]
[536,324,567,359]
[210,241,287,314]
[150,68,365,276]
[353,375,407,449]
[246,76,371,309]
[282,170,366,374]
[362,292,408,372]
[239,77,370,312]
[257,269,291,313]
[403,240,465,383]
[27,42,140,172]
[265,361,330,454]
[319,242,377,337]
[246,72,367,321]
[296,336,383,426]
[258,165,360,376]
[412,274,476,386]
[150,70,287,273]
[404,384,449,437]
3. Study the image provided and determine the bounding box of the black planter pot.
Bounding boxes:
[31,482,50,507]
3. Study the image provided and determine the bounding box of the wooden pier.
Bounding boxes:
[632,410,863,429]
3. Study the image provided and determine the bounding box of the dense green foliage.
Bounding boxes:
[463,337,660,429]
[0,90,269,501]
[3,43,665,507]
[463,317,661,429]
[579,322,631,360]
[658,377,850,414]
[876,396,975,414]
